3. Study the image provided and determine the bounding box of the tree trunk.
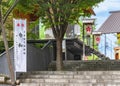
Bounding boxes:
[0,22,15,86]
[0,3,15,85]
[56,38,63,71]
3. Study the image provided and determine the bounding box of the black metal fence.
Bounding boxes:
[0,43,54,77]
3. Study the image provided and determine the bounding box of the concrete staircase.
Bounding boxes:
[17,71,120,86]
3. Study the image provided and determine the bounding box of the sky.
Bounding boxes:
[93,0,120,29]
[92,0,120,59]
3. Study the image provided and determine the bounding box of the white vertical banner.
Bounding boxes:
[13,19,27,72]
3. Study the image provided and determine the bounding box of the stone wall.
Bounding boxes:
[49,60,120,71]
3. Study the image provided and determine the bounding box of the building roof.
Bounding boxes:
[98,11,120,34]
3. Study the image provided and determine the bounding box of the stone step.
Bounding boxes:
[21,71,120,75]
[20,78,120,84]
[17,82,120,86]
[19,71,120,80]
[19,74,120,80]
[18,71,120,86]
[21,71,78,75]
[20,78,95,83]
[17,83,93,86]
[20,74,73,79]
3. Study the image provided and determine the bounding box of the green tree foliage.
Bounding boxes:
[0,0,20,37]
[14,0,103,70]
[11,0,104,70]
[36,0,104,70]
[0,0,20,53]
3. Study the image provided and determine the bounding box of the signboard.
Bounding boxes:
[13,19,27,72]
[85,25,92,35]
[92,31,101,35]
[95,35,100,44]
